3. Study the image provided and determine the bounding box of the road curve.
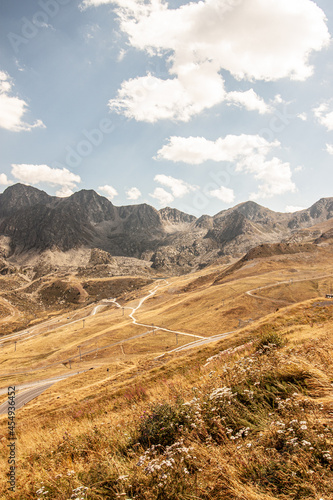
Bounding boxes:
[0,382,54,415]
[110,280,205,340]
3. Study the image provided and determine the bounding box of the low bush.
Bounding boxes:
[135,401,191,448]
[256,331,285,352]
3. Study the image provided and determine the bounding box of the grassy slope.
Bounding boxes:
[1,246,333,499]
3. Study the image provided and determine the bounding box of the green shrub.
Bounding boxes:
[256,331,285,352]
[135,402,190,448]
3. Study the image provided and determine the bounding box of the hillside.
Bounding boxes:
[0,237,333,499]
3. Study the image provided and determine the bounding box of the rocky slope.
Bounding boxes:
[0,184,332,274]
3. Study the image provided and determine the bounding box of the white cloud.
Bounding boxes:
[102,0,329,122]
[117,49,127,62]
[154,174,197,198]
[273,94,284,104]
[314,102,333,131]
[0,174,13,186]
[80,0,112,9]
[227,89,271,114]
[56,187,74,198]
[126,187,141,200]
[285,205,305,213]
[109,65,225,122]
[98,184,118,200]
[209,186,235,204]
[326,144,333,155]
[0,71,45,132]
[11,164,80,190]
[156,134,296,200]
[294,165,303,172]
[242,155,296,200]
[155,134,278,165]
[298,112,307,121]
[150,187,174,206]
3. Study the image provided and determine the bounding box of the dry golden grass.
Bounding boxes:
[1,303,333,499]
[1,248,333,498]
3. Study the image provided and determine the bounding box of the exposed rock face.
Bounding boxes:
[0,183,52,217]
[89,248,115,266]
[0,184,332,274]
[159,207,196,225]
[203,200,333,256]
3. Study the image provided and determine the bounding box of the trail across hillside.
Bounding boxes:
[246,273,333,304]
[110,279,205,340]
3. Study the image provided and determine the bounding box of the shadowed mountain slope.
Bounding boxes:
[0,184,332,272]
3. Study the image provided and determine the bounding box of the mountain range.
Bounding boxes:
[0,183,333,273]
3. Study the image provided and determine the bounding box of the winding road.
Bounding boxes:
[1,272,333,411]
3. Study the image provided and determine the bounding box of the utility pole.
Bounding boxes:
[122,307,124,316]
[14,341,17,352]
[77,345,82,362]
[176,333,178,345]
[82,319,85,329]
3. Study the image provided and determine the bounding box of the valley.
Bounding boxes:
[0,234,331,410]
[1,185,333,499]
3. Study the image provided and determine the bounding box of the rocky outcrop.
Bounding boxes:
[89,248,115,266]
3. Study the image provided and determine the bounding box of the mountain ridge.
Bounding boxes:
[0,184,332,273]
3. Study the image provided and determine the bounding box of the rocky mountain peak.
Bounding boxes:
[62,189,117,224]
[232,200,280,221]
[0,183,52,217]
[159,207,196,225]
[309,197,333,219]
[119,203,163,233]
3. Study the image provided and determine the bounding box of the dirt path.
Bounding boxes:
[110,280,205,340]
[245,273,333,304]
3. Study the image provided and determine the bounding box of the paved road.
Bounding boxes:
[0,371,85,396]
[155,331,236,358]
[0,297,116,346]
[0,382,54,415]
[0,370,88,414]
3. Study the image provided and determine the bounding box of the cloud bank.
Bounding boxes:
[97,0,331,122]
[11,164,81,195]
[156,134,296,200]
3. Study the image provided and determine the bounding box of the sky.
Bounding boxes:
[0,0,332,216]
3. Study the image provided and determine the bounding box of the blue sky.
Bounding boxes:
[0,0,332,216]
